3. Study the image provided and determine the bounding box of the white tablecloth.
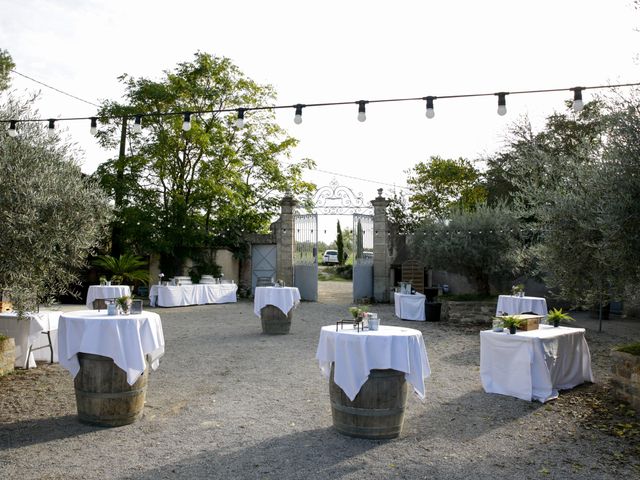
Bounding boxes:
[0,311,61,368]
[316,324,431,401]
[480,325,594,402]
[58,310,165,385]
[253,286,301,317]
[496,295,548,317]
[149,284,238,307]
[394,292,426,321]
[86,285,132,309]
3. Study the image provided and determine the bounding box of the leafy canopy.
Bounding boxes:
[93,52,315,274]
[407,156,487,221]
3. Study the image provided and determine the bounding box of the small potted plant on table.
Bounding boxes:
[546,308,574,328]
[501,315,522,334]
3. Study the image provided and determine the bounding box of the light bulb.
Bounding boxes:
[8,120,18,137]
[425,96,435,119]
[496,93,507,116]
[47,119,56,137]
[357,101,367,122]
[294,104,303,124]
[90,117,98,136]
[236,109,245,128]
[182,112,192,131]
[572,87,584,113]
[133,115,142,133]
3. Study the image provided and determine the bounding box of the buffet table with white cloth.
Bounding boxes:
[480,324,594,402]
[316,324,431,401]
[58,310,165,385]
[394,292,426,321]
[0,310,61,368]
[253,286,301,317]
[149,283,238,307]
[496,295,548,317]
[86,285,132,309]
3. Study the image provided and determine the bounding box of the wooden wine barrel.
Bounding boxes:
[330,364,408,439]
[74,353,148,427]
[260,305,292,334]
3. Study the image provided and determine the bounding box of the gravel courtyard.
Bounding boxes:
[1,297,639,479]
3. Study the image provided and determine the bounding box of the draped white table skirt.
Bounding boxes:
[496,295,548,317]
[480,325,594,402]
[0,311,61,368]
[86,285,132,309]
[58,310,165,385]
[316,324,431,401]
[253,286,301,317]
[394,292,426,321]
[149,284,238,307]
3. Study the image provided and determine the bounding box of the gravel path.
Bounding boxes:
[1,297,639,479]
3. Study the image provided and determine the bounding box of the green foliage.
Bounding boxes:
[336,220,345,265]
[546,307,574,325]
[0,49,15,91]
[0,96,112,314]
[92,52,316,271]
[386,190,418,234]
[411,203,522,295]
[616,343,640,356]
[500,315,523,328]
[349,305,369,319]
[116,295,132,313]
[93,253,149,285]
[479,96,640,307]
[484,102,606,207]
[407,156,487,220]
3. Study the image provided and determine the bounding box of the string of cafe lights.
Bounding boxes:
[3,80,640,138]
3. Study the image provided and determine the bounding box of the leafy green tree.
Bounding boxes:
[407,156,487,220]
[0,49,15,91]
[516,95,640,310]
[0,96,112,313]
[484,102,606,206]
[336,220,345,265]
[411,203,521,296]
[93,52,315,274]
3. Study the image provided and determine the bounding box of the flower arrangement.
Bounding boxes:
[116,295,132,314]
[99,275,107,286]
[158,272,165,285]
[511,283,525,296]
[349,306,369,321]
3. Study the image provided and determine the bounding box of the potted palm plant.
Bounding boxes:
[546,308,574,328]
[501,315,522,334]
[93,253,150,286]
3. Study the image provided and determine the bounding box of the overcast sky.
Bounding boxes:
[2,0,639,237]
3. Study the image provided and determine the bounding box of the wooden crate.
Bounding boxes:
[513,314,543,331]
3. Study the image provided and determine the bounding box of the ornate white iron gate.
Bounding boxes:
[353,213,374,301]
[294,213,318,301]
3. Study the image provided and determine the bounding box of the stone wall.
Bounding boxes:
[442,300,497,325]
[0,337,15,376]
[610,350,640,411]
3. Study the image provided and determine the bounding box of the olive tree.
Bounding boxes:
[0,96,112,313]
[411,203,522,296]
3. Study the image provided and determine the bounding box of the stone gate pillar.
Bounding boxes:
[371,188,390,302]
[276,194,297,287]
